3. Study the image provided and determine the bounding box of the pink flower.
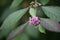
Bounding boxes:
[29,16,40,26]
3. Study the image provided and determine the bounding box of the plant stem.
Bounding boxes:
[35,0,37,2]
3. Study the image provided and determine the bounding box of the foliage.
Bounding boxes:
[0,0,60,40]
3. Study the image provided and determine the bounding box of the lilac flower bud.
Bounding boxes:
[29,16,40,26]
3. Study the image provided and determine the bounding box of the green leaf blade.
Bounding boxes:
[40,18,60,32]
[42,6,60,21]
[39,0,50,5]
[10,0,23,8]
[7,22,28,40]
[29,7,36,16]
[1,7,19,22]
[38,24,45,33]
[13,33,29,40]
[0,8,28,38]
[25,24,39,38]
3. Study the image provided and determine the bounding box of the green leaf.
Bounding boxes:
[38,24,45,33]
[10,0,23,8]
[40,18,60,32]
[42,6,60,21]
[7,22,28,40]
[25,24,39,38]
[0,8,28,38]
[1,7,19,22]
[36,7,46,17]
[13,33,29,40]
[29,7,36,16]
[39,0,49,5]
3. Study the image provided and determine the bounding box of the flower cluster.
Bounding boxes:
[29,16,40,26]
